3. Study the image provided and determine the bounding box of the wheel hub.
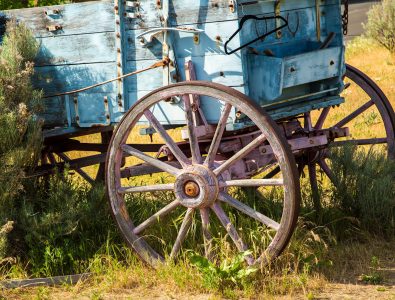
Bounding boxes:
[184,181,200,197]
[175,165,219,208]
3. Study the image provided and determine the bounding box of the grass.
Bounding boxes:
[0,34,395,300]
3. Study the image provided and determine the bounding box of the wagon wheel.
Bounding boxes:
[305,64,395,212]
[106,81,300,267]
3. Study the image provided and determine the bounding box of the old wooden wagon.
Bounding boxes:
[2,0,394,266]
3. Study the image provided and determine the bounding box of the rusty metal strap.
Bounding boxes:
[43,58,169,99]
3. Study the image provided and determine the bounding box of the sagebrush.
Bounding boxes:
[364,0,395,53]
[0,20,42,262]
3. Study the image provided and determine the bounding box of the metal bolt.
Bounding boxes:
[216,35,221,42]
[184,181,200,197]
[76,116,80,121]
[106,114,110,120]
[114,5,118,10]
[116,33,121,38]
[277,30,282,38]
[193,34,199,44]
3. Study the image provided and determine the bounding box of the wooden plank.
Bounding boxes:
[238,0,339,16]
[283,46,342,88]
[33,62,116,94]
[126,20,239,61]
[124,55,245,93]
[6,1,114,38]
[35,32,115,66]
[0,273,91,289]
[124,0,237,31]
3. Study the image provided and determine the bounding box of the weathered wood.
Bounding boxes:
[211,202,254,265]
[222,179,284,187]
[0,273,91,289]
[170,208,194,258]
[121,144,181,176]
[133,200,180,235]
[214,134,266,176]
[218,192,280,231]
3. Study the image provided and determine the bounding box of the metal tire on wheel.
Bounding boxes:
[305,64,395,208]
[106,81,300,267]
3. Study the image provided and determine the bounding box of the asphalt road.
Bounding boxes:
[346,0,381,40]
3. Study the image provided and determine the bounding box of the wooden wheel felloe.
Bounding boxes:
[305,64,395,209]
[106,81,300,267]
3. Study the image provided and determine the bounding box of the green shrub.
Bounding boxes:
[0,1,72,10]
[329,145,395,238]
[364,0,395,53]
[18,174,117,277]
[0,20,43,262]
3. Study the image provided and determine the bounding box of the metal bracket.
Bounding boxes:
[275,1,282,39]
[315,0,321,41]
[125,12,141,19]
[229,0,236,13]
[136,27,204,45]
[125,1,140,8]
[72,94,111,127]
[44,9,60,17]
[46,25,62,32]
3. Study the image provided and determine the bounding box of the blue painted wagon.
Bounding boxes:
[2,0,395,266]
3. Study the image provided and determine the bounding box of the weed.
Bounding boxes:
[360,256,384,285]
[189,251,257,292]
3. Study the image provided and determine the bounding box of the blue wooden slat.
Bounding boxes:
[6,1,114,38]
[35,32,116,66]
[33,62,116,94]
[124,55,245,94]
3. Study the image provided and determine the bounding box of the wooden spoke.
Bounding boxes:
[332,138,388,147]
[264,165,281,179]
[333,100,374,128]
[184,95,202,164]
[222,179,284,188]
[214,134,266,176]
[218,192,280,231]
[118,183,174,194]
[318,159,336,184]
[314,107,331,130]
[211,202,254,265]
[122,144,181,176]
[204,103,232,167]
[144,110,190,168]
[170,208,194,258]
[133,200,180,235]
[308,163,321,214]
[200,208,213,260]
[57,152,94,184]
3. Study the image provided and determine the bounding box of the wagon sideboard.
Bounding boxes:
[3,0,345,132]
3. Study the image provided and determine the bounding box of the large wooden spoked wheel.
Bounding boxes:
[106,82,300,267]
[306,64,395,210]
